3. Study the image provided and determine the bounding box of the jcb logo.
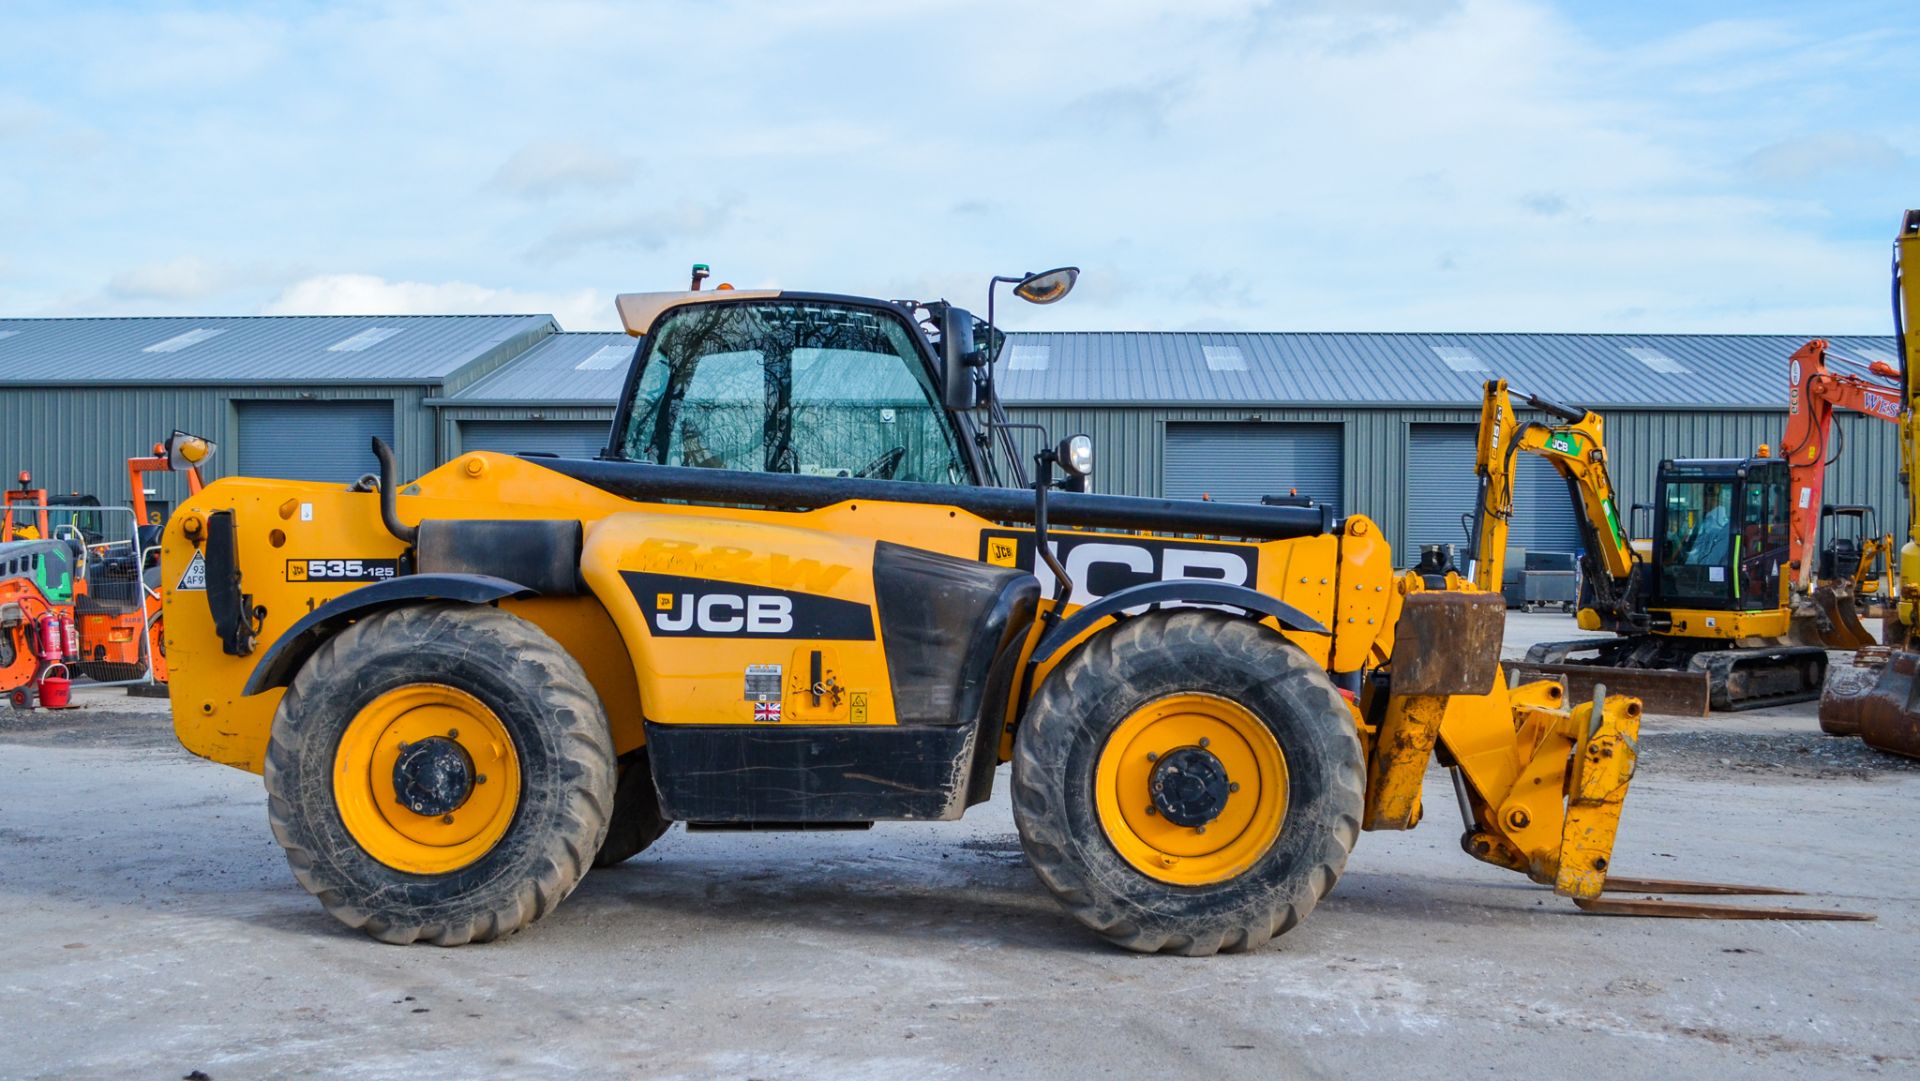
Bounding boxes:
[623,570,875,640]
[655,592,794,634]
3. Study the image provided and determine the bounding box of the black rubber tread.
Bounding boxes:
[76,620,156,683]
[263,602,615,946]
[74,661,148,683]
[1011,609,1363,955]
[593,748,672,867]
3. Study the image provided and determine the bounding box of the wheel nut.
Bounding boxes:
[1228,782,1241,793]
[448,728,460,739]
[442,814,454,825]
[1198,737,1210,748]
[1145,806,1157,816]
[1195,825,1207,835]
[1146,751,1158,762]
[475,774,487,785]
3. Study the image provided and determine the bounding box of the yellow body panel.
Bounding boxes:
[165,452,1401,773]
[1656,606,1792,640]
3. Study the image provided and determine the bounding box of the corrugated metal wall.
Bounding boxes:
[1009,405,1905,557]
[433,406,616,459]
[1,385,437,509]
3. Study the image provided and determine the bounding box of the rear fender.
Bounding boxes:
[243,573,533,695]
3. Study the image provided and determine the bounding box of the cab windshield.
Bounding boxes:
[1657,467,1787,608]
[617,300,967,485]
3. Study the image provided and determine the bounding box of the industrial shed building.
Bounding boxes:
[1,311,1902,563]
[995,331,1905,562]
[0,314,555,520]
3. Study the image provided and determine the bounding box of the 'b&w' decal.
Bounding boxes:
[979,531,1258,608]
[621,570,876,640]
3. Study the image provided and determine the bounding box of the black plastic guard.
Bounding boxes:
[1029,578,1328,666]
[241,573,534,695]
[203,510,256,657]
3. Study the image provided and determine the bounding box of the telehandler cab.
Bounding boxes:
[162,269,1858,949]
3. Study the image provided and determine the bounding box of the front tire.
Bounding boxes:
[1011,610,1363,955]
[264,603,615,945]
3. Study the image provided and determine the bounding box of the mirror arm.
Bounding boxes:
[994,420,1072,621]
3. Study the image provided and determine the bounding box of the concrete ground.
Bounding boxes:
[3,609,1918,1080]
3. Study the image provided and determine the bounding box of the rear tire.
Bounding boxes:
[264,603,615,945]
[593,748,672,867]
[1011,610,1363,955]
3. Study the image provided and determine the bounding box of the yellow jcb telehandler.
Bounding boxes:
[161,269,1861,949]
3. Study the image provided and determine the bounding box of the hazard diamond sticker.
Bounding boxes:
[175,550,208,592]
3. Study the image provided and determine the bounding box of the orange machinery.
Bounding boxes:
[71,433,213,684]
[1782,339,1904,646]
[3,432,213,701]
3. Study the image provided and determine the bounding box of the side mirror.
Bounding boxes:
[941,305,981,412]
[1013,267,1079,305]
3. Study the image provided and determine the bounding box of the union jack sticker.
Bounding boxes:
[753,701,782,723]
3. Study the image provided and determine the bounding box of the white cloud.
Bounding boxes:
[488,139,638,200]
[1742,133,1906,185]
[262,274,617,331]
[3,0,1915,335]
[525,199,738,264]
[106,257,226,302]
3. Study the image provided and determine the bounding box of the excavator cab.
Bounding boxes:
[1650,458,1789,614]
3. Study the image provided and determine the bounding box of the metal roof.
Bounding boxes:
[0,314,557,386]
[446,332,636,403]
[992,332,1903,409]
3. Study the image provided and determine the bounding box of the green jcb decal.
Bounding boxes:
[1602,498,1622,546]
[1545,432,1584,457]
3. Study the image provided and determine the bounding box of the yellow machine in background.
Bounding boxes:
[1821,211,1920,758]
[1473,380,1838,713]
[162,271,1859,949]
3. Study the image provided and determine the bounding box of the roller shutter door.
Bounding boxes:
[1405,426,1481,562]
[236,400,394,483]
[460,421,609,459]
[1164,423,1342,513]
[1511,455,1583,558]
[1404,424,1583,565]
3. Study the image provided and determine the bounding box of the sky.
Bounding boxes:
[1,0,1915,335]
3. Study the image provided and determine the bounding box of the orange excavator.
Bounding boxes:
[1781,337,1904,648]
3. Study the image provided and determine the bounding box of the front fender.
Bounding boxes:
[1028,579,1330,668]
[242,573,535,696]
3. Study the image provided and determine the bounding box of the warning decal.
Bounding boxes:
[176,550,208,592]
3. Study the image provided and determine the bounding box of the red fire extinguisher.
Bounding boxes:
[37,614,65,661]
[63,615,78,659]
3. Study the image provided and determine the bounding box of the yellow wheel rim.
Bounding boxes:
[1094,692,1288,886]
[333,684,521,875]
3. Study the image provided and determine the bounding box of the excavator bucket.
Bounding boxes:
[1820,647,1920,758]
[1808,584,1877,649]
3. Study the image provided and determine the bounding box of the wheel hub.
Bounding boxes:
[393,736,475,817]
[1149,746,1232,827]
